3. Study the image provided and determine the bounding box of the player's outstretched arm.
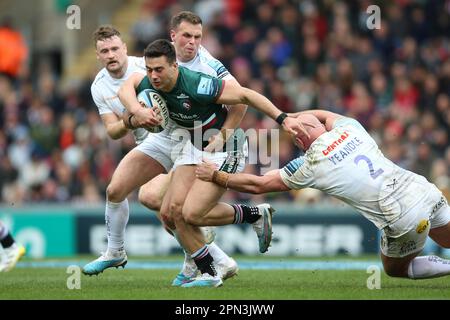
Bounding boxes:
[195,161,290,194]
[216,80,308,137]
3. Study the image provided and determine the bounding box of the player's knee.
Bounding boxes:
[106,183,124,203]
[161,213,175,230]
[169,202,184,221]
[182,207,203,225]
[183,212,201,225]
[138,187,161,211]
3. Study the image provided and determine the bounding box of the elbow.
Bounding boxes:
[107,127,126,140]
[107,132,121,140]
[241,88,252,105]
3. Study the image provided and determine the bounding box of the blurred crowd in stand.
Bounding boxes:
[0,0,449,206]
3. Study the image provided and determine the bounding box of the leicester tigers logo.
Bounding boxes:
[182,101,191,110]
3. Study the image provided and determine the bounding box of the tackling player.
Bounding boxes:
[196,110,450,280]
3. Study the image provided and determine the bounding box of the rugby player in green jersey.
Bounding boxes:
[119,39,307,287]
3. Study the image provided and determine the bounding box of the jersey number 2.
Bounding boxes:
[354,155,384,179]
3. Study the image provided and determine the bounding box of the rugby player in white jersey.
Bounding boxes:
[83,21,241,283]
[196,110,450,280]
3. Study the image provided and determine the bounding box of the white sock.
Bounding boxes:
[0,222,8,240]
[208,242,230,264]
[105,199,129,253]
[407,255,450,279]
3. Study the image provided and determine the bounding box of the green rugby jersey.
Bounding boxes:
[136,66,228,131]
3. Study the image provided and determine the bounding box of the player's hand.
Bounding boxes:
[204,132,224,152]
[134,107,162,127]
[195,160,218,182]
[282,117,310,139]
[204,129,231,153]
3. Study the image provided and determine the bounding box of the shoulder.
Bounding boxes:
[198,46,230,79]
[179,66,203,79]
[91,69,109,97]
[92,68,108,88]
[136,75,152,93]
[333,117,365,130]
[127,56,146,71]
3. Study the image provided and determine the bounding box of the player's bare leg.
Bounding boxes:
[161,165,222,287]
[82,150,166,276]
[139,173,171,212]
[183,179,275,253]
[139,170,235,285]
[139,171,215,241]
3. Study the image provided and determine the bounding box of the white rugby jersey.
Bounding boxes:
[280,117,437,229]
[178,45,234,80]
[91,56,148,144]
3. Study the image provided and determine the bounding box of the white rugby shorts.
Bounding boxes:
[380,186,450,258]
[135,121,247,174]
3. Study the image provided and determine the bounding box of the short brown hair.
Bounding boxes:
[170,11,202,30]
[93,25,121,47]
[144,39,176,64]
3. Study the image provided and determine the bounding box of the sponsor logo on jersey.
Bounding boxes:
[431,196,446,214]
[197,77,214,95]
[176,93,190,99]
[322,131,350,156]
[416,219,429,234]
[399,240,417,256]
[170,112,198,120]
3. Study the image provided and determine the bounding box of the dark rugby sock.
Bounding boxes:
[232,204,260,224]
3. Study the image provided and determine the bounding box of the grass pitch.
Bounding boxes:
[1,255,450,300]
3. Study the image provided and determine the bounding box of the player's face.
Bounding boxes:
[170,21,202,62]
[145,56,178,92]
[96,36,128,76]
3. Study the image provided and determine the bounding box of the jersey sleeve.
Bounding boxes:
[193,73,224,104]
[279,156,313,190]
[91,82,112,115]
[199,46,231,79]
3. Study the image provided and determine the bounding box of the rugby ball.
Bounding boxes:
[137,89,169,133]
